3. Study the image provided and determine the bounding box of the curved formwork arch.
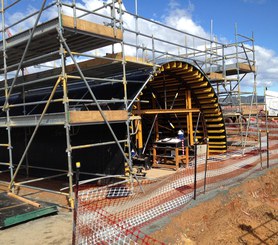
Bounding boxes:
[139,61,227,154]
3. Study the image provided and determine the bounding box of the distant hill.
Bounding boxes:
[219,95,264,105]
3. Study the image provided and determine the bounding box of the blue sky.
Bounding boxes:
[3,0,278,95]
[124,0,278,51]
[123,0,278,95]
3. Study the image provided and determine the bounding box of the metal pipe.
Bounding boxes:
[79,175,127,186]
[5,51,60,72]
[120,8,224,45]
[127,73,154,110]
[0,162,10,166]
[203,138,209,193]
[72,161,80,245]
[259,130,262,169]
[71,139,127,151]
[0,170,10,173]
[1,99,63,110]
[193,142,197,200]
[71,2,115,20]
[3,3,54,30]
[124,28,213,58]
[0,75,60,93]
[2,0,20,11]
[66,75,123,83]
[142,114,158,154]
[3,0,47,107]
[1,0,14,191]
[194,111,201,143]
[15,173,67,185]
[23,164,103,177]
[14,183,69,196]
[266,130,269,168]
[135,0,139,59]
[8,77,62,191]
[57,30,133,172]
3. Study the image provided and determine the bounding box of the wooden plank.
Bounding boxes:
[66,53,152,74]
[62,15,123,40]
[132,108,200,115]
[69,110,128,124]
[207,72,224,80]
[238,63,256,72]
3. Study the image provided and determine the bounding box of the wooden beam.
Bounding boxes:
[186,90,194,146]
[133,108,200,115]
[69,110,128,124]
[62,15,123,40]
[7,192,41,208]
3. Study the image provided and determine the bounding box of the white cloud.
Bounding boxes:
[255,46,278,89]
[3,0,278,94]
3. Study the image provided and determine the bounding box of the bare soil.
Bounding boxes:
[151,167,278,244]
[0,167,277,245]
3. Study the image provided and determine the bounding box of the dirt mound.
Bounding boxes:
[151,167,278,244]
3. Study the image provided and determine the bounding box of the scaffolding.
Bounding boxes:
[0,0,257,207]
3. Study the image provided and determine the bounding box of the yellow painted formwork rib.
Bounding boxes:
[177,69,199,77]
[163,63,171,70]
[199,98,217,104]
[204,112,222,117]
[209,141,226,145]
[190,82,208,88]
[195,130,204,134]
[206,123,224,128]
[177,62,183,69]
[201,108,219,113]
[207,135,226,139]
[209,149,227,153]
[186,77,205,83]
[194,87,212,94]
[201,102,218,108]
[197,93,215,99]
[208,129,225,133]
[209,145,227,149]
[180,74,201,81]
[145,61,227,154]
[206,117,223,122]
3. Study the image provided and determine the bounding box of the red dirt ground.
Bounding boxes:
[151,167,278,245]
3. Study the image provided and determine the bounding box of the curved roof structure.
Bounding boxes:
[140,61,227,153]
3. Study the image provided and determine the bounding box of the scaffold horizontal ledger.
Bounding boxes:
[0,0,261,234]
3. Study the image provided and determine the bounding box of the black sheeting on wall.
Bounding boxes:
[0,123,126,176]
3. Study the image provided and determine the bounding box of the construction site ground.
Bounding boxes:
[0,165,276,244]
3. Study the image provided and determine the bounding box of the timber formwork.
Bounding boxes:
[0,0,257,207]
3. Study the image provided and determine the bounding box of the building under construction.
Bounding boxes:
[1,1,275,242]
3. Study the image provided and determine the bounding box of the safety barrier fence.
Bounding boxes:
[74,123,278,244]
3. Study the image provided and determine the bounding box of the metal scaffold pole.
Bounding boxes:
[57,0,74,208]
[1,0,14,191]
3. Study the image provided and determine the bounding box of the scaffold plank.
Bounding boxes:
[0,15,123,72]
[0,110,128,127]
[0,53,152,94]
[133,108,200,115]
[69,110,128,124]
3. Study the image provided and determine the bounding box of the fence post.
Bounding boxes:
[194,141,198,200]
[72,162,81,245]
[259,130,262,169]
[204,138,209,193]
[266,130,269,168]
